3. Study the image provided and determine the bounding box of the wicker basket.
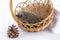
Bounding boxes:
[10,0,54,32]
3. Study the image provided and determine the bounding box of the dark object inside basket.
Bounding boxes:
[16,11,43,24]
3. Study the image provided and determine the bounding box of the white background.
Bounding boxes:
[0,0,60,40]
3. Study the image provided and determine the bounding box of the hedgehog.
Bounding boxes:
[16,11,40,24]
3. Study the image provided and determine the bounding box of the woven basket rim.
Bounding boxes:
[15,2,53,25]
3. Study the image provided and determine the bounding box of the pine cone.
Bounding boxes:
[7,24,19,38]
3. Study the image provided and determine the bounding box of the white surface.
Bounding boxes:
[0,0,60,40]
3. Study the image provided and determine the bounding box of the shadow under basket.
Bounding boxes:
[10,0,54,32]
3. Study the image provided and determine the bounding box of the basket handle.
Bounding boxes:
[10,0,17,22]
[10,0,23,26]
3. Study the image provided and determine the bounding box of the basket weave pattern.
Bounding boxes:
[10,0,54,32]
